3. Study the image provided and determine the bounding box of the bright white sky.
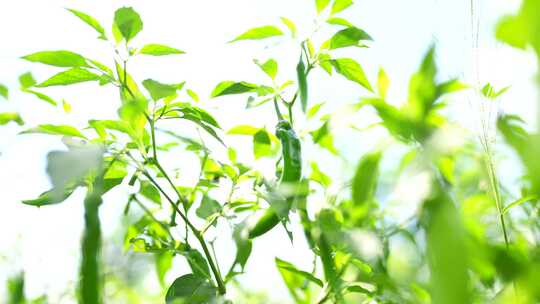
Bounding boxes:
[0,0,537,303]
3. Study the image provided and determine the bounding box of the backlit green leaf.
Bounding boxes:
[315,0,331,13]
[67,8,106,39]
[18,72,36,89]
[139,44,185,56]
[275,257,323,287]
[280,17,297,36]
[255,59,278,80]
[253,128,271,159]
[20,124,87,139]
[329,27,372,50]
[331,0,354,14]
[22,50,89,68]
[0,84,8,100]
[227,125,259,135]
[23,89,58,106]
[331,58,373,91]
[211,81,257,97]
[114,7,143,42]
[36,68,100,87]
[142,79,183,100]
[352,151,381,206]
[229,26,283,43]
[22,184,77,207]
[0,113,24,125]
[377,68,390,98]
[326,17,353,27]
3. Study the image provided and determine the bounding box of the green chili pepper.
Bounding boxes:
[248,120,302,239]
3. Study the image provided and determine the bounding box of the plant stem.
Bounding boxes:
[485,154,510,248]
[142,170,226,294]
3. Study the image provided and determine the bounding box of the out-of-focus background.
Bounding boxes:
[0,0,536,302]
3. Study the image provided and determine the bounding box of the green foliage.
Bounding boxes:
[331,58,373,92]
[36,68,101,87]
[22,50,89,67]
[165,274,217,304]
[5,1,540,304]
[67,8,107,40]
[211,81,257,97]
[114,7,143,43]
[139,44,185,56]
[229,26,284,42]
[0,83,9,99]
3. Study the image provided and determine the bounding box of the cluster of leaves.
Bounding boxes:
[3,0,540,303]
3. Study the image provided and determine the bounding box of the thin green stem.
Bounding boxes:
[484,154,510,248]
[142,170,226,294]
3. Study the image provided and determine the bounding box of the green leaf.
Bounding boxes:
[227,125,259,135]
[114,7,143,42]
[186,250,211,279]
[0,113,24,126]
[253,129,271,159]
[331,58,373,92]
[187,89,199,102]
[196,195,221,220]
[329,27,372,50]
[318,53,333,75]
[437,80,469,96]
[20,124,87,139]
[377,68,390,98]
[142,79,183,100]
[307,102,324,118]
[19,72,36,89]
[331,0,354,14]
[315,0,331,13]
[139,44,185,56]
[296,54,308,112]
[6,272,25,304]
[310,162,331,187]
[164,105,224,144]
[424,184,469,304]
[211,81,257,97]
[156,252,173,287]
[255,59,278,80]
[326,17,353,27]
[0,84,8,100]
[103,160,127,193]
[22,184,77,207]
[231,224,252,272]
[275,257,313,302]
[275,257,324,287]
[165,274,217,304]
[67,8,106,39]
[229,26,283,43]
[481,83,510,100]
[310,121,338,154]
[280,17,297,37]
[22,50,89,68]
[23,89,58,106]
[502,195,538,214]
[352,151,381,206]
[62,100,72,113]
[140,181,161,204]
[495,0,540,55]
[36,68,100,87]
